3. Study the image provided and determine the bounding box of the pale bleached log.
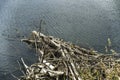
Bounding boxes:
[43,60,55,70]
[47,70,64,77]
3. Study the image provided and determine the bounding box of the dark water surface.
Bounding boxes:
[0,0,120,79]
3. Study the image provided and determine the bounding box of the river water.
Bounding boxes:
[0,0,120,79]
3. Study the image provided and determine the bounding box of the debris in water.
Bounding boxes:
[18,31,120,80]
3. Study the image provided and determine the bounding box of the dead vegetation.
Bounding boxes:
[17,30,120,80]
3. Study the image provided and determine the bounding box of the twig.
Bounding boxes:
[11,74,20,80]
[17,60,26,76]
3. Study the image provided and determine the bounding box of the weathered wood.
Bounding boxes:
[19,31,120,80]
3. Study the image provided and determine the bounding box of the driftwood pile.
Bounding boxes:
[19,31,120,80]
